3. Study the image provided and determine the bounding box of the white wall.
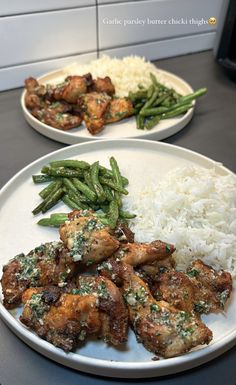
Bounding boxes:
[0,0,225,90]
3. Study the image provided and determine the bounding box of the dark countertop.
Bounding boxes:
[0,51,236,385]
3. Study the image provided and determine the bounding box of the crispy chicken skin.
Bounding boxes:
[151,259,233,314]
[1,242,76,309]
[104,98,134,124]
[91,76,115,96]
[20,287,101,352]
[59,210,120,266]
[187,259,233,313]
[78,92,111,135]
[25,77,46,109]
[53,74,92,103]
[114,240,175,267]
[99,260,212,358]
[31,107,82,131]
[75,275,128,345]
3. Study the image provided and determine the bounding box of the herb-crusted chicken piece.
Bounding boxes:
[104,97,134,124]
[1,242,76,309]
[74,275,128,345]
[24,77,47,109]
[59,210,120,266]
[78,91,111,135]
[20,287,101,352]
[90,76,115,96]
[151,259,233,315]
[31,107,82,130]
[114,240,175,267]
[53,74,93,103]
[99,259,212,358]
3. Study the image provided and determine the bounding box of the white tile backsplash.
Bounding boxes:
[0,7,97,67]
[0,1,95,16]
[101,32,216,61]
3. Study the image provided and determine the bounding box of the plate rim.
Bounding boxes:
[0,138,235,378]
[20,66,195,144]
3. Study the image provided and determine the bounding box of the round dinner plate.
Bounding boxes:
[21,66,194,144]
[0,139,235,378]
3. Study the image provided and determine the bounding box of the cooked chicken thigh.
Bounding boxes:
[1,242,76,309]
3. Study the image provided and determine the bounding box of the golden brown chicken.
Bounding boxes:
[31,107,82,131]
[25,77,46,109]
[78,92,111,135]
[53,74,92,103]
[20,286,101,351]
[114,240,175,267]
[99,259,212,358]
[104,97,134,124]
[1,242,77,309]
[74,275,128,345]
[151,259,232,314]
[91,76,115,96]
[59,210,120,266]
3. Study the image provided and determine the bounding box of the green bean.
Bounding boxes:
[150,72,159,88]
[32,175,55,184]
[83,170,95,192]
[140,106,169,117]
[145,115,161,130]
[32,181,63,215]
[37,213,68,228]
[107,200,119,229]
[62,195,82,210]
[66,190,89,210]
[161,104,193,119]
[152,91,170,107]
[128,90,148,102]
[147,84,154,99]
[141,88,159,112]
[103,185,114,202]
[99,176,129,195]
[99,166,129,186]
[49,160,90,169]
[110,157,123,187]
[119,210,136,219]
[110,157,123,207]
[179,88,207,104]
[136,114,145,130]
[62,178,78,194]
[39,181,59,199]
[41,166,83,178]
[41,187,65,213]
[72,178,97,202]
[90,161,106,203]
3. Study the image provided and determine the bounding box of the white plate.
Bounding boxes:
[0,139,235,378]
[21,67,194,144]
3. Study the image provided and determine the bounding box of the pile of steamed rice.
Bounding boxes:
[125,166,236,279]
[64,55,170,97]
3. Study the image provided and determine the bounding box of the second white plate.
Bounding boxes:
[21,66,194,144]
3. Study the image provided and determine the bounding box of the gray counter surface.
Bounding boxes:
[0,51,236,385]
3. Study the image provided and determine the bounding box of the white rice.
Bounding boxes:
[64,55,169,97]
[126,166,236,278]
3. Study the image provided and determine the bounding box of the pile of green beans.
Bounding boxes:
[129,73,207,130]
[32,157,135,229]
